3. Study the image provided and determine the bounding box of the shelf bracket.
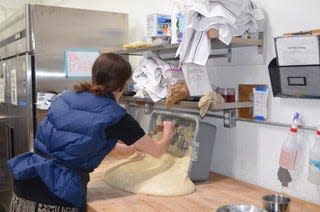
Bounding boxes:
[223,109,236,128]
[161,48,233,62]
[226,48,232,63]
[257,32,264,54]
[144,103,154,114]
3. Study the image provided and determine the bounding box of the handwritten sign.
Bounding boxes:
[64,49,100,78]
[182,63,212,96]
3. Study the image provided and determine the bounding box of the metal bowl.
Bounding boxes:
[217,204,267,212]
[262,194,291,212]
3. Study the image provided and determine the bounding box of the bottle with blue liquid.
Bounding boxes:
[308,124,320,185]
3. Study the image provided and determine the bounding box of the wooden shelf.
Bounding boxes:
[115,36,264,56]
[120,96,253,111]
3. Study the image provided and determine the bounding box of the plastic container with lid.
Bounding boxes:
[148,110,217,181]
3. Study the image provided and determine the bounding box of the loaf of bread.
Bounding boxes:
[123,41,153,49]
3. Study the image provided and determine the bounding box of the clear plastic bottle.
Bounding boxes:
[308,125,320,185]
[279,113,299,170]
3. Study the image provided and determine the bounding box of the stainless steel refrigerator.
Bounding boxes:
[0,4,128,210]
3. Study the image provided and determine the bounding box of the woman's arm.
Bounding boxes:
[133,121,176,158]
[114,143,136,155]
[108,117,176,158]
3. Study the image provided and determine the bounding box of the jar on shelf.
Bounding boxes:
[225,88,235,102]
[217,88,235,102]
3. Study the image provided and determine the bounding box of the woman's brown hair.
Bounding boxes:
[74,52,132,96]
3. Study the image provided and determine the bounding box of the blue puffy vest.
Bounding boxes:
[7,91,126,208]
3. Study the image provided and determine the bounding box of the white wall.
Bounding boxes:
[206,0,320,205]
[1,0,320,205]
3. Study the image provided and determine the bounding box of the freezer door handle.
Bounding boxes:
[4,123,10,159]
[6,124,15,159]
[10,126,15,158]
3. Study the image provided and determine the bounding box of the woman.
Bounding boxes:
[7,53,176,212]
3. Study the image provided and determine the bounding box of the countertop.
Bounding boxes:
[87,151,320,212]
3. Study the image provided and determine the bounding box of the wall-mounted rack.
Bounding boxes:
[269,35,320,99]
[159,48,232,63]
[121,98,318,131]
[269,58,320,99]
[120,96,252,110]
[120,96,253,128]
[115,34,263,127]
[115,34,264,63]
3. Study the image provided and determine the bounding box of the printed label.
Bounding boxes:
[10,69,17,106]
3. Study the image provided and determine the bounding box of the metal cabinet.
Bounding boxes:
[0,120,10,192]
[0,119,13,212]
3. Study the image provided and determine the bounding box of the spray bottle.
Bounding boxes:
[171,0,185,44]
[308,123,320,184]
[279,112,299,170]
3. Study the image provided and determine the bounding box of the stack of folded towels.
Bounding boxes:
[177,0,265,65]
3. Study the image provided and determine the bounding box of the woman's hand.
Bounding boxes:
[132,121,177,158]
[162,121,176,140]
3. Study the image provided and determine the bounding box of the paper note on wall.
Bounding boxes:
[64,49,100,78]
[276,36,320,66]
[10,69,17,106]
[182,64,212,96]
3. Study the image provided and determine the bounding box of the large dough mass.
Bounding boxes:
[104,123,195,196]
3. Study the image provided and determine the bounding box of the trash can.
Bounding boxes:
[148,110,216,181]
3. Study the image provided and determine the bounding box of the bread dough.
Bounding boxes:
[104,152,195,196]
[104,124,195,196]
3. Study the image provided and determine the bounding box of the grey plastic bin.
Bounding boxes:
[189,120,216,181]
[148,110,216,181]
